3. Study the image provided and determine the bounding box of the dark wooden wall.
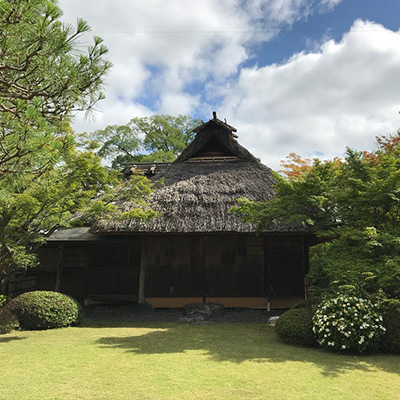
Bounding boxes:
[265,236,307,300]
[36,247,86,299]
[36,241,141,299]
[87,242,140,296]
[35,234,308,303]
[144,234,306,299]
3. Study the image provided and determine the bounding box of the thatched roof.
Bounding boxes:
[91,116,303,234]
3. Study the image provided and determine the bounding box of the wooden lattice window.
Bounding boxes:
[63,248,87,269]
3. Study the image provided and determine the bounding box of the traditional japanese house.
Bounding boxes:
[36,113,313,309]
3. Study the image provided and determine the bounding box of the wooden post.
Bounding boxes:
[138,238,146,304]
[54,244,65,292]
[303,235,310,300]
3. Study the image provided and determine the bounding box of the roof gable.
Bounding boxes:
[191,136,236,159]
[176,113,259,163]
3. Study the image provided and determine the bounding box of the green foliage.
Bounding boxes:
[78,172,159,225]
[312,295,385,353]
[0,307,20,334]
[0,293,14,333]
[0,294,6,308]
[0,0,111,178]
[275,308,316,346]
[6,291,82,330]
[380,299,400,354]
[233,134,400,297]
[0,141,118,280]
[290,297,320,310]
[0,1,111,281]
[87,114,201,169]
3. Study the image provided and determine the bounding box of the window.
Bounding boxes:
[63,248,87,269]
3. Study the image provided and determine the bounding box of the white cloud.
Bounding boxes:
[319,0,343,12]
[58,0,340,134]
[58,1,400,173]
[220,20,400,169]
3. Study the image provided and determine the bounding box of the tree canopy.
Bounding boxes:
[0,0,115,286]
[233,134,400,297]
[88,114,202,169]
[0,0,111,178]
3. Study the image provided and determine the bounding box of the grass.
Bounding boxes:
[0,322,399,400]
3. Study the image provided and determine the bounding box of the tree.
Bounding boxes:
[232,134,400,297]
[0,0,113,288]
[88,114,201,169]
[279,153,313,179]
[0,134,158,290]
[0,0,111,178]
[0,141,114,282]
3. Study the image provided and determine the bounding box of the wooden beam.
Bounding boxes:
[138,238,146,304]
[54,244,65,292]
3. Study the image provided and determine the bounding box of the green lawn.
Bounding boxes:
[1,322,399,400]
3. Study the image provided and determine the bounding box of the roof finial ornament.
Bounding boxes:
[212,111,217,120]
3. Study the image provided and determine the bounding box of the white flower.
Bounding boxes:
[341,345,346,349]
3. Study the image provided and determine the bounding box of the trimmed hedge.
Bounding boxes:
[290,298,320,310]
[380,299,400,354]
[0,308,20,334]
[6,291,82,330]
[275,307,316,346]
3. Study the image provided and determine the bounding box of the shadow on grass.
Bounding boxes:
[0,335,26,343]
[94,322,400,377]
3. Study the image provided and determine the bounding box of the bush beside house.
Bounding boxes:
[275,294,400,354]
[0,291,82,331]
[312,295,385,353]
[380,299,400,354]
[275,306,316,346]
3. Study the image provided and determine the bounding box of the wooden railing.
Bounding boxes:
[7,276,37,298]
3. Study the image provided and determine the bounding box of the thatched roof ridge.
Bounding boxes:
[91,116,306,234]
[176,119,258,163]
[192,116,237,133]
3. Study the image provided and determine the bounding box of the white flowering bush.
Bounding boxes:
[312,295,386,353]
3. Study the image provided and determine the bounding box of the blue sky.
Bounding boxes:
[256,0,400,66]
[60,0,400,170]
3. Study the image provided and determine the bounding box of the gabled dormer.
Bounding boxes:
[176,112,259,164]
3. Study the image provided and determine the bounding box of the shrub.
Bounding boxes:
[290,297,320,310]
[6,291,82,330]
[0,294,7,309]
[0,308,20,334]
[380,299,400,354]
[275,307,316,346]
[313,295,385,353]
